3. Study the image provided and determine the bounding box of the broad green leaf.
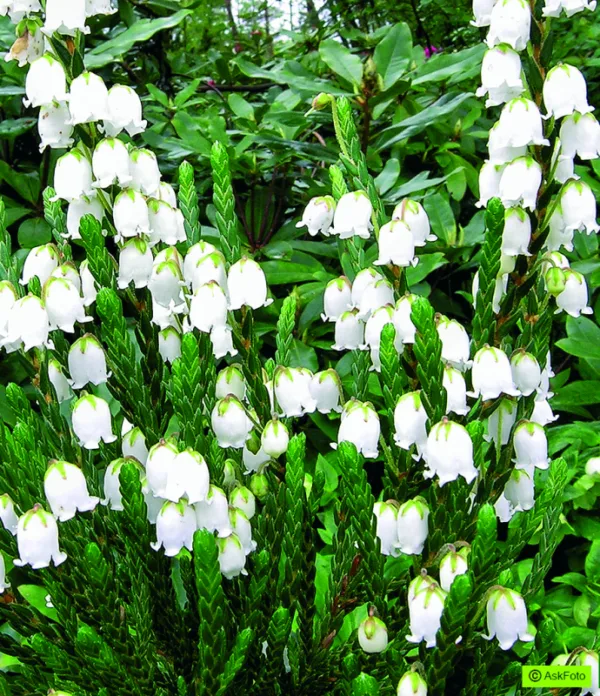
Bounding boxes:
[552,381,600,411]
[407,252,447,285]
[18,585,60,622]
[374,158,400,195]
[288,339,318,372]
[423,192,456,244]
[374,22,412,91]
[318,39,363,87]
[0,118,36,139]
[228,93,255,121]
[171,112,212,155]
[0,161,40,204]
[411,44,486,86]
[585,540,600,582]
[18,217,51,249]
[556,317,600,361]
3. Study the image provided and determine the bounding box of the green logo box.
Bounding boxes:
[522,665,592,688]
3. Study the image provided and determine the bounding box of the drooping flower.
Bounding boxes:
[443,365,469,416]
[227,258,272,310]
[296,195,335,236]
[543,64,592,120]
[117,238,153,290]
[471,346,519,400]
[43,276,90,333]
[150,500,196,557]
[183,241,217,287]
[321,276,353,322]
[229,507,256,555]
[309,369,343,414]
[439,550,469,592]
[543,0,597,16]
[72,394,116,449]
[129,148,161,198]
[92,138,131,189]
[393,295,417,345]
[1,294,52,353]
[406,583,447,648]
[476,161,504,208]
[0,494,19,535]
[187,251,228,293]
[396,497,429,555]
[44,0,88,35]
[472,0,498,27]
[364,305,394,371]
[375,220,417,267]
[216,365,246,401]
[503,468,535,514]
[68,334,109,389]
[230,486,256,520]
[68,72,110,125]
[510,351,541,396]
[217,534,248,579]
[477,44,524,107]
[210,325,237,360]
[501,207,531,256]
[555,269,593,317]
[486,398,518,446]
[357,278,394,320]
[437,316,471,370]
[274,367,317,417]
[48,359,72,403]
[145,440,178,498]
[21,243,59,288]
[66,197,104,241]
[560,181,599,235]
[261,420,290,458]
[330,191,373,239]
[14,505,68,569]
[5,27,44,67]
[24,54,68,108]
[148,260,186,312]
[44,460,99,522]
[195,486,232,537]
[103,84,147,138]
[397,671,428,696]
[333,310,365,351]
[189,281,229,333]
[351,268,382,308]
[121,427,149,466]
[38,102,74,152]
[513,420,549,471]
[53,150,95,202]
[392,199,436,246]
[486,0,531,52]
[560,112,600,160]
[495,98,549,148]
[424,420,477,486]
[334,400,380,459]
[499,156,542,211]
[373,501,399,556]
[211,395,253,449]
[163,449,210,505]
[393,391,428,451]
[484,587,534,650]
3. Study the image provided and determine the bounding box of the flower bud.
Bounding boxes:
[44,0,88,36]
[513,420,549,471]
[92,137,131,189]
[486,398,518,446]
[501,207,531,256]
[113,188,150,239]
[335,400,380,459]
[333,310,365,351]
[0,494,18,535]
[477,45,524,107]
[436,316,471,370]
[510,351,541,397]
[69,72,111,126]
[44,276,90,333]
[1,294,51,353]
[183,241,217,286]
[351,268,382,308]
[543,63,592,120]
[322,276,353,322]
[261,420,290,458]
[217,533,248,579]
[555,269,592,317]
[189,281,228,333]
[296,196,335,236]
[560,112,600,160]
[424,420,477,486]
[331,191,373,239]
[358,616,388,653]
[439,550,469,592]
[396,497,429,555]
[250,473,269,500]
[485,587,533,650]
[229,507,256,554]
[195,485,232,537]
[375,220,417,267]
[486,0,531,51]
[499,156,542,211]
[560,180,599,235]
[394,391,428,451]
[146,440,178,498]
[230,486,256,519]
[44,460,99,522]
[21,243,59,287]
[104,84,147,137]
[495,99,549,148]
[216,365,246,401]
[471,346,519,400]
[309,369,343,414]
[158,327,181,364]
[68,334,109,389]
[392,199,435,246]
[121,427,148,466]
[211,395,253,449]
[357,278,394,320]
[151,501,196,557]
[72,394,116,449]
[373,501,399,556]
[274,367,317,417]
[164,449,210,505]
[38,101,74,152]
[14,505,67,569]
[443,365,469,416]
[227,258,272,311]
[24,54,68,108]
[311,92,333,110]
[223,459,237,489]
[407,583,446,648]
[129,148,161,198]
[397,671,428,696]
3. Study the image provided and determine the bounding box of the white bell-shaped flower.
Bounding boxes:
[0,280,16,336]
[1,294,51,352]
[5,27,44,67]
[242,443,271,475]
[485,587,533,650]
[129,148,161,197]
[333,310,365,351]
[102,458,130,511]
[472,0,497,26]
[514,420,549,471]
[104,84,147,138]
[365,305,394,371]
[14,506,67,569]
[164,449,210,505]
[6,0,42,17]
[230,486,256,519]
[554,152,577,185]
[227,258,272,311]
[183,241,217,286]
[510,351,541,396]
[68,334,109,389]
[351,268,382,308]
[560,181,599,235]
[217,534,248,579]
[477,44,524,107]
[396,497,429,555]
[92,138,131,189]
[188,251,227,293]
[296,195,335,236]
[543,0,597,15]
[331,191,373,239]
[439,550,469,592]
[44,460,99,522]
[24,54,68,108]
[261,420,289,458]
[86,0,116,16]
[53,150,95,202]
[44,0,88,35]
[21,243,59,287]
[555,269,593,317]
[392,199,435,246]
[502,207,531,256]
[358,278,394,319]
[408,572,437,603]
[154,245,183,270]
[211,395,253,449]
[424,420,477,485]
[560,112,600,160]
[0,494,18,535]
[496,99,549,148]
[334,400,380,459]
[309,369,343,414]
[157,181,177,207]
[195,485,232,537]
[373,501,399,556]
[486,0,531,51]
[229,507,256,555]
[117,238,153,290]
[471,346,519,400]
[44,278,89,333]
[48,359,72,403]
[72,394,116,449]
[66,197,103,241]
[69,72,110,125]
[437,316,471,370]
[504,468,534,513]
[38,101,74,152]
[375,220,417,268]
[486,398,518,446]
[487,123,527,165]
[495,492,513,522]
[544,206,572,253]
[443,365,469,416]
[50,263,80,292]
[476,161,504,208]
[210,325,238,360]
[146,440,178,498]
[274,367,317,417]
[189,281,228,332]
[151,501,196,557]
[499,156,542,211]
[397,672,428,696]
[321,276,353,322]
[394,391,428,451]
[148,260,186,312]
[406,583,447,648]
[358,616,388,654]
[393,295,417,346]
[216,365,246,401]
[530,398,557,426]
[543,64,592,120]
[157,327,181,364]
[579,650,600,696]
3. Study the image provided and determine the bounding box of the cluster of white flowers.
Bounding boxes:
[475,0,598,316]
